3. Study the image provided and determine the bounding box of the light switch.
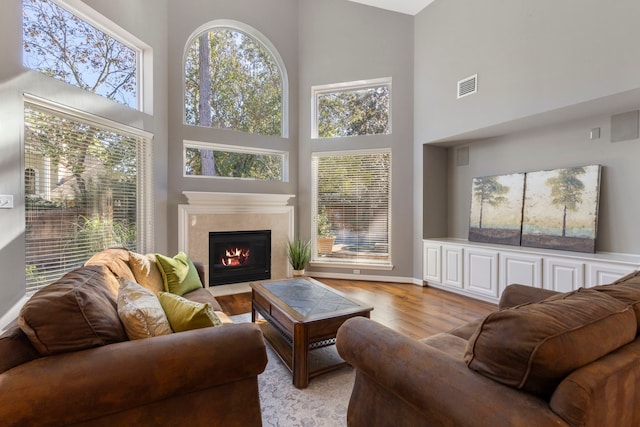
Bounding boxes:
[0,195,14,209]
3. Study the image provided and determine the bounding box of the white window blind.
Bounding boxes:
[311,149,392,266]
[24,99,152,290]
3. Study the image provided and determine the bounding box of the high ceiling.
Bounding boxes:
[348,0,435,16]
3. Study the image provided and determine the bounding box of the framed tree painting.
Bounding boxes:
[521,165,601,253]
[468,173,525,246]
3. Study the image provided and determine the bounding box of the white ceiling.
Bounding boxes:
[348,0,435,16]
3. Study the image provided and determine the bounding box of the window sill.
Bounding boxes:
[309,261,394,271]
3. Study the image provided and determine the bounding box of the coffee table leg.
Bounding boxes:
[293,323,309,388]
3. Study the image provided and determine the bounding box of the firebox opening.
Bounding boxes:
[209,230,271,286]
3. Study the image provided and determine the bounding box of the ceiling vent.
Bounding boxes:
[457,74,477,99]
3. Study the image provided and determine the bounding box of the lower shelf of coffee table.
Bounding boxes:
[258,320,347,379]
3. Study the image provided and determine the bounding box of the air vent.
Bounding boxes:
[457,74,477,99]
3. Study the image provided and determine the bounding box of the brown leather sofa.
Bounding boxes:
[0,249,267,426]
[337,273,640,427]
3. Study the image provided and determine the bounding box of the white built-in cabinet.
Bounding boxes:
[423,238,640,303]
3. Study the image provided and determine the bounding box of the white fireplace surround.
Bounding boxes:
[178,192,296,288]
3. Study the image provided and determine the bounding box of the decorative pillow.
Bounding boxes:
[593,270,640,332]
[117,278,172,340]
[157,292,221,332]
[84,248,136,283]
[18,265,128,355]
[464,288,637,397]
[155,252,202,296]
[129,251,164,294]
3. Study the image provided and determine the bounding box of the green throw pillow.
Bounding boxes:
[155,252,202,296]
[157,292,221,332]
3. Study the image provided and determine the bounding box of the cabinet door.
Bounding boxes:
[586,263,638,287]
[423,242,442,283]
[442,245,463,288]
[464,248,498,297]
[544,258,585,292]
[500,252,543,295]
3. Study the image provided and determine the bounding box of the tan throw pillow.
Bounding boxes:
[158,292,221,332]
[128,251,164,294]
[465,288,637,397]
[117,278,172,340]
[155,252,203,296]
[18,265,128,355]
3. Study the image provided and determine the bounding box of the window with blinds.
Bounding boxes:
[24,99,153,290]
[311,149,391,266]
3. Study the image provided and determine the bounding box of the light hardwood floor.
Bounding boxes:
[217,278,496,340]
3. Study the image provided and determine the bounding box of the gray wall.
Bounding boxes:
[414,0,640,261]
[0,0,169,316]
[298,0,415,280]
[165,0,299,254]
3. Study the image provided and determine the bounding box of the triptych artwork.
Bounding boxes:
[468,165,601,253]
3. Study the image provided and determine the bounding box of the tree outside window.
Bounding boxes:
[313,78,391,139]
[22,0,138,108]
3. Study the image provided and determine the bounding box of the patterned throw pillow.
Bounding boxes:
[117,278,173,340]
[158,292,221,332]
[155,252,203,296]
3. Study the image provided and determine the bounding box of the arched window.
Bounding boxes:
[184,20,288,137]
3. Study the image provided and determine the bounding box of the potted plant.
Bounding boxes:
[287,238,311,276]
[316,207,336,255]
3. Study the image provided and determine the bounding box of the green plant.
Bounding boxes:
[317,207,332,237]
[287,238,311,270]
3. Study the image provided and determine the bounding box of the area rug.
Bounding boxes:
[232,314,355,427]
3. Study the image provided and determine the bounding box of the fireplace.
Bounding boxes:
[209,230,271,286]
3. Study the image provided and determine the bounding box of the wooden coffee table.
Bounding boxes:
[251,277,373,388]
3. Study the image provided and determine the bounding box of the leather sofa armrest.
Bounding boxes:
[499,284,560,310]
[336,317,567,427]
[0,323,267,426]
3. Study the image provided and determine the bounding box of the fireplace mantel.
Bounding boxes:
[178,192,296,286]
[182,191,295,211]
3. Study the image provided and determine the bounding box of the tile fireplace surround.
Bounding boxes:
[178,192,295,289]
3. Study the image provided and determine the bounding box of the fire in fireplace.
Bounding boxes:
[209,230,271,286]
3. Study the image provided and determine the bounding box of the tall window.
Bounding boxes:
[22,0,140,109]
[312,78,391,139]
[24,99,152,290]
[184,23,287,136]
[312,150,392,267]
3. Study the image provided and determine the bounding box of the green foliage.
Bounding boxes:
[473,176,509,229]
[317,86,389,138]
[546,167,586,236]
[25,264,48,289]
[71,215,136,255]
[316,207,333,237]
[184,28,282,135]
[185,147,282,180]
[26,194,64,210]
[547,167,586,211]
[287,238,311,270]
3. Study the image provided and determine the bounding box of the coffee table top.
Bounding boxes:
[251,277,372,321]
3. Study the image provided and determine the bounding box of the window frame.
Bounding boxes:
[183,19,289,138]
[311,77,392,139]
[310,148,393,270]
[183,140,289,182]
[23,0,151,112]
